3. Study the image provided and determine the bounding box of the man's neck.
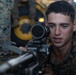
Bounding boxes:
[53,41,72,63]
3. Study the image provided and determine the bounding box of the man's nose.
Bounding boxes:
[55,27,61,35]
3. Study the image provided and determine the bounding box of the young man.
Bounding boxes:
[44,1,76,75]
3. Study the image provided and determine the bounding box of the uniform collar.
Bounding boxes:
[49,44,74,66]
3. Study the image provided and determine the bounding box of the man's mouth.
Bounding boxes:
[53,38,62,43]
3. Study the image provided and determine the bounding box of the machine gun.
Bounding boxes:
[0,22,50,75]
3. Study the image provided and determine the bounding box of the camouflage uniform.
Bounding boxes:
[0,0,14,50]
[47,37,76,75]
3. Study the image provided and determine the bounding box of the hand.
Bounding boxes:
[19,46,27,51]
[42,68,53,75]
[42,65,54,75]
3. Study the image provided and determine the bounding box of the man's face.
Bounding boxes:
[46,13,74,48]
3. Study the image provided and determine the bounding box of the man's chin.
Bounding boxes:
[53,43,63,48]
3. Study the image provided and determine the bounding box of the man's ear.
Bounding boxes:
[73,20,76,31]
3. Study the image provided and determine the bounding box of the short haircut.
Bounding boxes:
[45,1,75,23]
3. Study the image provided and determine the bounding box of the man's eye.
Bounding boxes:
[61,25,68,28]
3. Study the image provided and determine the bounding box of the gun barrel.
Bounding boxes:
[0,52,36,74]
